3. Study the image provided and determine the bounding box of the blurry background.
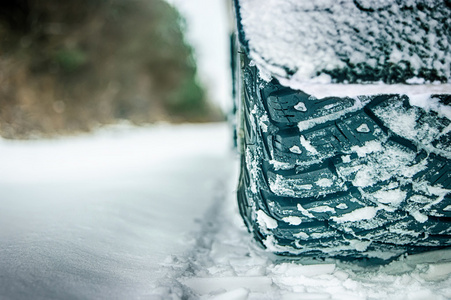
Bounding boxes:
[166,0,231,114]
[0,2,234,297]
[0,0,228,139]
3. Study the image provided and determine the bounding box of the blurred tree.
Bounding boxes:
[0,0,220,138]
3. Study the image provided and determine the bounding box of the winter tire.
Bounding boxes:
[236,54,451,262]
[233,0,451,261]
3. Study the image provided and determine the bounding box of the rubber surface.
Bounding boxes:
[237,56,451,262]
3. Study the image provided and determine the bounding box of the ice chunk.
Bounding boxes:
[420,262,451,281]
[289,145,302,154]
[349,239,371,252]
[341,155,351,163]
[309,206,336,214]
[259,114,269,133]
[300,136,318,155]
[410,210,428,223]
[271,263,336,277]
[356,123,370,133]
[282,216,302,225]
[257,210,278,230]
[331,207,378,224]
[324,103,339,110]
[297,204,315,218]
[298,184,313,190]
[293,231,309,239]
[406,77,426,84]
[269,160,292,171]
[294,102,307,112]
[315,178,333,187]
[336,203,348,210]
[351,140,383,158]
[372,189,407,207]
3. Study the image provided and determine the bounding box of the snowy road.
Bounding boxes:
[1,123,451,300]
[0,123,234,299]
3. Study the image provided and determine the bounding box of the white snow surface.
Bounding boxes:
[0,123,232,299]
[1,123,451,299]
[279,81,451,103]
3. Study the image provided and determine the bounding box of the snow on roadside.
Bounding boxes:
[156,157,451,299]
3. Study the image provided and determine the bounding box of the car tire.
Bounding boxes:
[236,53,451,262]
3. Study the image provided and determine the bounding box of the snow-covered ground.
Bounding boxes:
[0,123,233,299]
[1,123,451,299]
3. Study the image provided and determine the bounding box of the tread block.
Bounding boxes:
[262,189,367,221]
[272,221,342,242]
[268,111,383,164]
[266,165,346,198]
[414,154,450,188]
[262,82,355,125]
